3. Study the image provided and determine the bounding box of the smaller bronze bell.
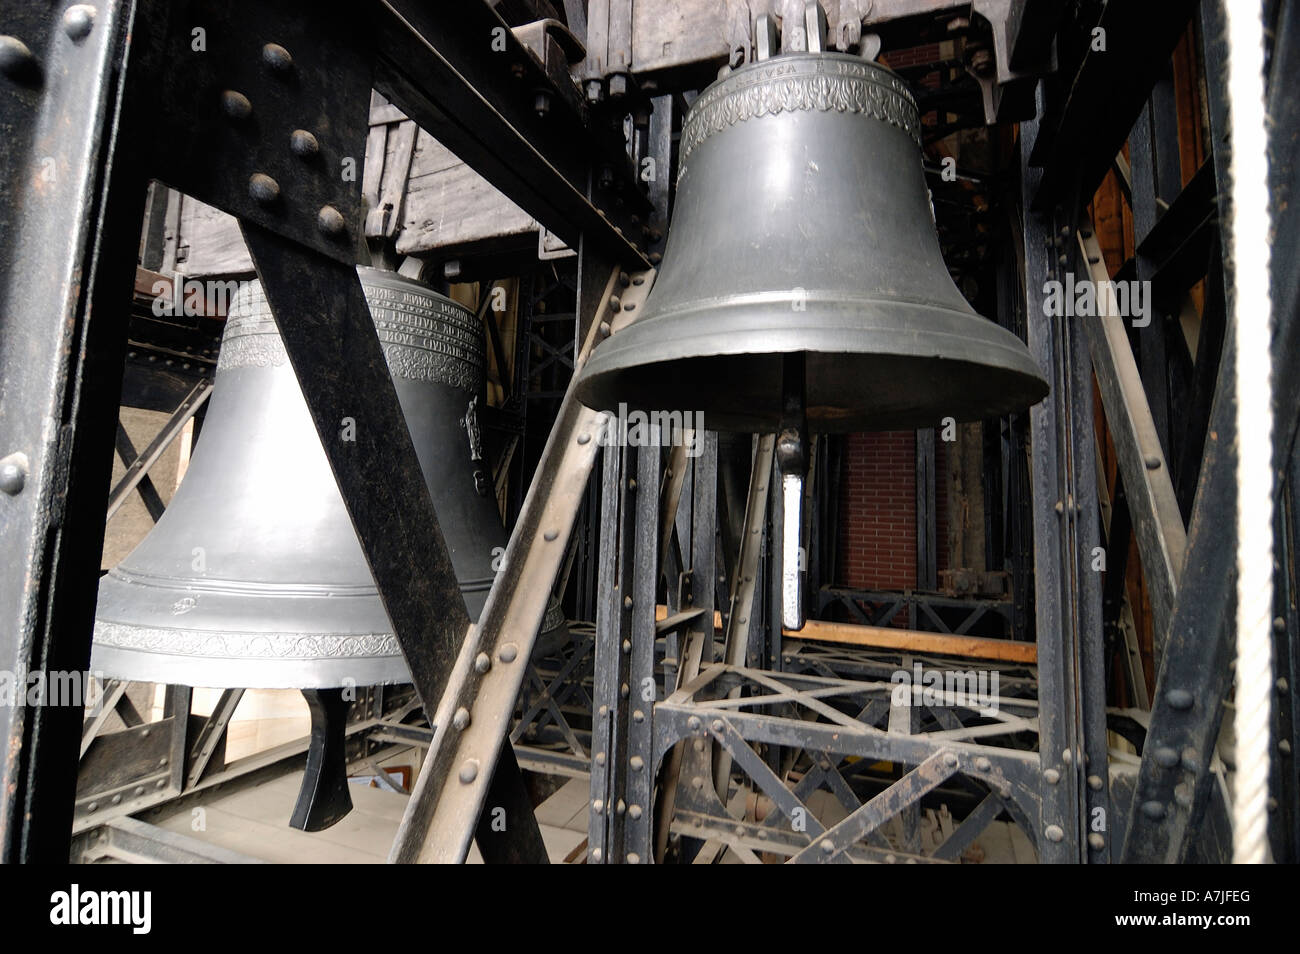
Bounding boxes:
[93,267,567,689]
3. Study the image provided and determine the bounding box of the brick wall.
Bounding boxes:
[837,431,916,591]
[836,431,952,594]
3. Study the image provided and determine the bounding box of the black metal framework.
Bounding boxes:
[3,0,1296,865]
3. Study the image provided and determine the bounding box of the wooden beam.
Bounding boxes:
[654,606,1037,664]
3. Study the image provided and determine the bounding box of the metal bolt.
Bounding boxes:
[1153,746,1179,768]
[87,802,98,812]
[248,173,280,205]
[1166,689,1194,710]
[711,719,724,732]
[626,852,640,864]
[820,839,834,854]
[0,35,38,81]
[687,716,701,731]
[499,643,518,663]
[474,652,491,673]
[221,89,253,122]
[262,42,293,72]
[610,296,622,312]
[1044,824,1064,842]
[458,759,479,784]
[630,756,644,771]
[290,129,320,158]
[577,433,591,445]
[452,707,470,730]
[1144,455,1161,470]
[111,794,122,805]
[625,302,636,312]
[1088,832,1105,850]
[1141,800,1166,820]
[632,709,645,723]
[63,5,96,40]
[629,804,642,819]
[0,452,29,495]
[317,205,346,238]
[975,756,991,772]
[133,786,144,797]
[1043,768,1060,784]
[598,321,612,338]
[1087,774,1104,791]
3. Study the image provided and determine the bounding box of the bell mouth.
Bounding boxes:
[575,294,1049,433]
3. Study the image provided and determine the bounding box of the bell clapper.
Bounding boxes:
[776,353,809,632]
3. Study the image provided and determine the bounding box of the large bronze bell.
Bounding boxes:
[93,266,565,689]
[575,48,1048,432]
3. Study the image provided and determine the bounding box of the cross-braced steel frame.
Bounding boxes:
[1,0,1296,865]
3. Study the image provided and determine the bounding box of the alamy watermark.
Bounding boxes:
[150,277,241,318]
[0,669,106,710]
[597,402,704,457]
[1042,273,1152,327]
[890,663,1000,716]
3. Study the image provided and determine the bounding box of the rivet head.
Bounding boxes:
[316,205,346,238]
[616,800,626,815]
[498,643,518,663]
[975,757,991,772]
[63,5,96,40]
[1144,455,1162,470]
[711,719,724,732]
[1166,689,1194,710]
[0,35,38,82]
[687,716,701,731]
[262,42,293,72]
[221,89,253,121]
[474,652,491,674]
[628,804,642,819]
[626,852,640,864]
[0,452,29,495]
[943,753,958,768]
[884,853,897,864]
[630,756,644,771]
[1043,768,1060,784]
[691,775,704,789]
[452,707,470,730]
[1088,832,1105,850]
[592,799,604,814]
[1061,748,1072,764]
[577,433,591,445]
[820,839,834,854]
[1044,824,1064,842]
[1141,800,1167,820]
[248,173,280,205]
[458,759,479,784]
[86,801,98,812]
[595,752,606,766]
[290,129,320,158]
[1153,747,1179,768]
[632,709,644,723]
[544,529,559,541]
[1087,774,1104,791]
[590,847,602,861]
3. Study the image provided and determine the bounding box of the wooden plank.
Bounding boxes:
[653,606,1037,664]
